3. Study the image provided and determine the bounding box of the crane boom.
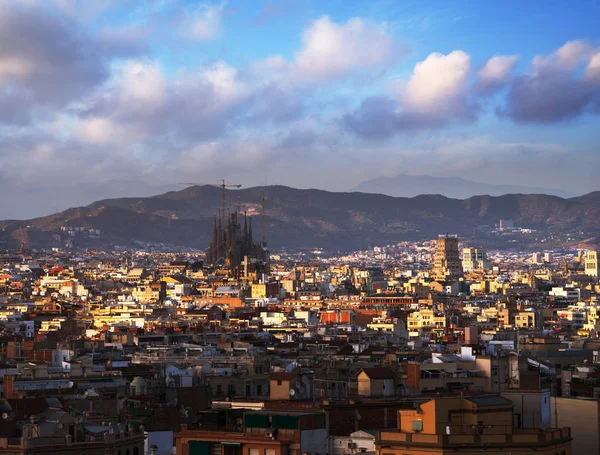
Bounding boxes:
[178,180,242,229]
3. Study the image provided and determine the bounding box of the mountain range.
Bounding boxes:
[1,185,599,252]
[352,174,576,199]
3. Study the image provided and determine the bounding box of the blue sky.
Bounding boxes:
[1,0,600,217]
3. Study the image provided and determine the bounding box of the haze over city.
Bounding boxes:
[1,0,600,218]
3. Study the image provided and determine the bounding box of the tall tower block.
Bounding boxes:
[433,234,462,280]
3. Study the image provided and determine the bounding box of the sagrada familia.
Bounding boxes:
[206,211,265,267]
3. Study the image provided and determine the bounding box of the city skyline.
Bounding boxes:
[1,0,600,209]
[1,3,599,451]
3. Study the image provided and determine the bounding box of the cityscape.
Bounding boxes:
[2,1,600,455]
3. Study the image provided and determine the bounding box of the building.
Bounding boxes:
[499,219,514,231]
[406,308,446,332]
[0,419,144,455]
[356,368,395,397]
[331,430,375,455]
[551,397,600,455]
[176,410,327,455]
[462,248,490,272]
[376,396,572,455]
[501,388,551,429]
[514,310,540,329]
[432,235,462,279]
[549,286,581,301]
[269,371,311,401]
[206,212,266,269]
[585,251,600,279]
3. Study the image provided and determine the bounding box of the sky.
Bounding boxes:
[1,0,600,218]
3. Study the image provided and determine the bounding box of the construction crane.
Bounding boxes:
[261,189,270,248]
[178,180,242,227]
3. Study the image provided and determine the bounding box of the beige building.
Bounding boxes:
[132,282,165,303]
[270,371,300,400]
[462,247,490,272]
[407,308,445,331]
[251,283,267,299]
[356,368,395,397]
[551,396,600,455]
[433,235,462,279]
[585,251,599,280]
[514,310,539,329]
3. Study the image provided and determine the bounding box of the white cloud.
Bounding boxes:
[116,60,167,115]
[476,55,519,94]
[585,52,600,84]
[294,16,393,83]
[78,117,145,144]
[198,61,250,105]
[402,50,472,120]
[344,50,476,138]
[550,40,593,68]
[69,58,255,147]
[182,2,225,41]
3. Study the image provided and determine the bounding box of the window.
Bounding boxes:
[411,420,423,431]
[216,384,223,395]
[228,384,236,394]
[277,380,282,386]
[249,450,259,455]
[257,385,263,396]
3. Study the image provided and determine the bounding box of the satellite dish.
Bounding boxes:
[289,388,296,397]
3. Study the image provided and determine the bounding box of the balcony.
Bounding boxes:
[0,431,144,450]
[377,427,571,449]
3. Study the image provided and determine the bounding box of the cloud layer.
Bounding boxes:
[500,41,600,123]
[345,40,600,139]
[0,0,599,218]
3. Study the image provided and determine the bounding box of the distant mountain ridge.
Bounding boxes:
[352,174,576,199]
[0,185,598,251]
